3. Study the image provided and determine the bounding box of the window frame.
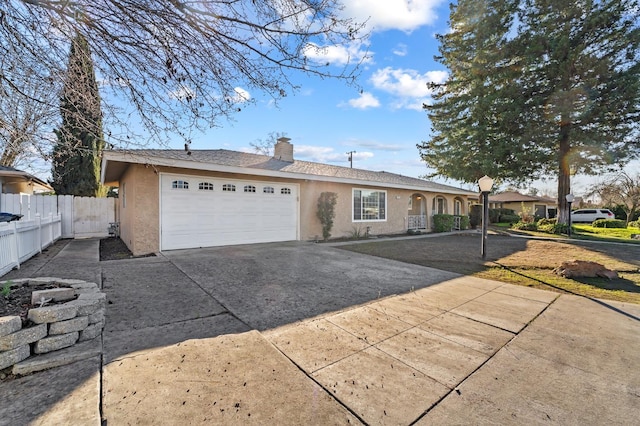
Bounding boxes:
[198,182,214,191]
[172,180,189,190]
[222,184,236,192]
[352,188,387,222]
[434,196,447,215]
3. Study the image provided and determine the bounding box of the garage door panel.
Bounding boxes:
[160,175,298,250]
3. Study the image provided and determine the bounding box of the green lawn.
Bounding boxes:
[496,222,640,244]
[573,224,640,240]
[339,233,640,304]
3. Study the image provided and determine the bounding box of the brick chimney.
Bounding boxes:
[273,137,294,162]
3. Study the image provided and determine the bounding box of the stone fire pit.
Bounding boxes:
[0,278,105,375]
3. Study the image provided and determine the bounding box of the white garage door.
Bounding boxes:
[160,174,298,250]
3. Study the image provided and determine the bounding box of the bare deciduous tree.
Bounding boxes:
[588,172,640,225]
[0,1,367,152]
[0,65,59,168]
[250,131,288,156]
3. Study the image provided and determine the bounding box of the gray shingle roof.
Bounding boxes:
[113,149,475,195]
[489,191,556,204]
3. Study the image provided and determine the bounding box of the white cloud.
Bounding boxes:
[341,0,445,33]
[303,41,371,66]
[369,67,447,110]
[392,43,408,57]
[230,87,251,103]
[341,92,380,109]
[371,67,447,97]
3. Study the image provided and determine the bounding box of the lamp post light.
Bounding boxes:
[478,175,494,260]
[565,193,575,238]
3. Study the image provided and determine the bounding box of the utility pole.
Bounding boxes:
[346,150,356,168]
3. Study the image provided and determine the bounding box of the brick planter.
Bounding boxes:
[0,278,105,375]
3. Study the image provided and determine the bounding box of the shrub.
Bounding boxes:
[469,205,482,229]
[592,219,626,228]
[316,192,338,240]
[500,214,521,224]
[457,215,470,230]
[538,222,569,234]
[433,214,455,233]
[348,226,367,239]
[629,220,640,228]
[518,203,535,223]
[489,208,516,223]
[537,217,557,226]
[607,204,640,222]
[511,221,538,231]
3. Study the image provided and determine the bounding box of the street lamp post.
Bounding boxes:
[478,175,494,260]
[565,193,575,238]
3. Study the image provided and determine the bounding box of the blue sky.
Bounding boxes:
[181,1,466,185]
[23,0,633,199]
[172,0,636,199]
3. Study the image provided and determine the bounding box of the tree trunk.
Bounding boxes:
[557,123,571,225]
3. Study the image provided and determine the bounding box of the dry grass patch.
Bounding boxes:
[338,234,640,304]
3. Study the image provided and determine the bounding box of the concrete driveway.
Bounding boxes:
[2,238,640,425]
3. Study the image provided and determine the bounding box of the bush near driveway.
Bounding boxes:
[592,219,627,228]
[338,234,640,304]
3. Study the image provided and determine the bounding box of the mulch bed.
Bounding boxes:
[0,282,68,324]
[100,237,155,261]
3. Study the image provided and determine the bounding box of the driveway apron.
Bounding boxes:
[163,241,460,331]
[2,239,640,425]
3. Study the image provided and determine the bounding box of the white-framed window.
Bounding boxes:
[263,186,275,194]
[222,184,236,192]
[199,182,214,191]
[454,199,462,215]
[433,196,447,214]
[244,185,256,193]
[281,188,291,195]
[172,180,189,189]
[353,189,386,221]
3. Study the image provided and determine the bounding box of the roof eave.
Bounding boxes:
[102,151,476,196]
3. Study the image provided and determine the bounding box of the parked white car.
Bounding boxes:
[570,209,614,223]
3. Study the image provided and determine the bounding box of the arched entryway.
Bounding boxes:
[408,193,427,230]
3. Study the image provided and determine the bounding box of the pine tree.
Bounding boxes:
[421,0,525,182]
[52,33,105,197]
[420,0,640,224]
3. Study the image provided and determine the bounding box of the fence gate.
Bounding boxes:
[0,193,116,238]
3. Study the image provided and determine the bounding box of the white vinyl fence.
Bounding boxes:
[0,193,117,238]
[0,194,117,277]
[0,214,62,277]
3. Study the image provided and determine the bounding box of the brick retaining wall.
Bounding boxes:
[0,278,105,375]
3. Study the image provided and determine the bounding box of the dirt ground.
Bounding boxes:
[338,233,640,302]
[98,237,156,261]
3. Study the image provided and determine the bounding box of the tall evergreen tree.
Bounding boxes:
[420,0,522,181]
[52,33,105,197]
[420,0,640,223]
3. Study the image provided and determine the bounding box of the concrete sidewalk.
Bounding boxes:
[1,238,639,425]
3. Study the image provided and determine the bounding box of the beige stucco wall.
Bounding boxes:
[0,180,35,194]
[114,165,470,255]
[118,164,160,256]
[300,182,466,240]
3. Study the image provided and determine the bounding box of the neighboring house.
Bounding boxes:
[101,138,476,256]
[0,165,53,195]
[488,191,557,219]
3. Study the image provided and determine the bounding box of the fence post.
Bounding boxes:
[36,214,42,253]
[11,221,21,270]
